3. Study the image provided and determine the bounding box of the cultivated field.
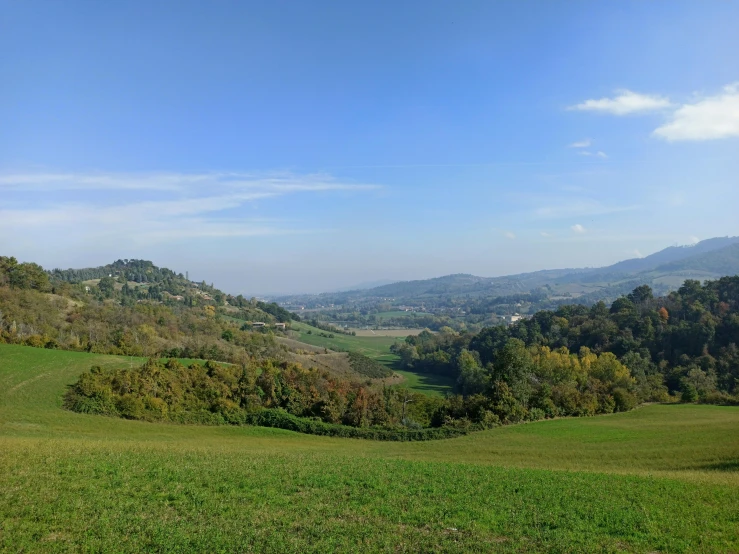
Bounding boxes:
[288,322,401,358]
[2,344,738,552]
[351,328,425,337]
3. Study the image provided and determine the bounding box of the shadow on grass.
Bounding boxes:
[373,354,455,396]
[694,460,739,472]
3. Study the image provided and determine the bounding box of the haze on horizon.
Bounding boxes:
[2,1,738,295]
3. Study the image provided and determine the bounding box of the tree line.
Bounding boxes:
[392,279,739,421]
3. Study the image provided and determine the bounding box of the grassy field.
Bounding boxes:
[289,321,402,358]
[2,344,739,552]
[288,323,451,395]
[352,328,425,337]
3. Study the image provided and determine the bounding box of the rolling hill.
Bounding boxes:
[275,236,739,314]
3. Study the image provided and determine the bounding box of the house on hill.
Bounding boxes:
[274,322,286,330]
[251,322,266,328]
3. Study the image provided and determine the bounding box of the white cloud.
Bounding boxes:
[569,139,591,148]
[596,151,608,158]
[569,89,672,115]
[504,231,516,239]
[0,170,380,246]
[632,249,643,258]
[533,200,640,219]
[0,171,381,193]
[688,235,700,245]
[540,231,551,237]
[653,83,739,141]
[571,224,586,233]
[578,151,593,156]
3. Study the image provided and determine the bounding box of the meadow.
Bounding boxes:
[352,328,425,337]
[288,321,402,358]
[2,344,739,552]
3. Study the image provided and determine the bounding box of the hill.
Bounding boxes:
[2,344,739,552]
[275,236,739,330]
[587,236,739,276]
[653,242,739,275]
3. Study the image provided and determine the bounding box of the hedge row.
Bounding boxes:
[243,409,472,441]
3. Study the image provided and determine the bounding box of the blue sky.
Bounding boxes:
[1,1,738,294]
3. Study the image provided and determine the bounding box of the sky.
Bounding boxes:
[1,1,738,295]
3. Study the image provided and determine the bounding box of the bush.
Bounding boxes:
[613,388,638,412]
[699,391,739,406]
[681,384,698,403]
[245,409,471,441]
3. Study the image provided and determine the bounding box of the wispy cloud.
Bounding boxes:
[532,200,640,219]
[575,150,608,159]
[653,83,739,141]
[0,170,380,246]
[503,231,516,239]
[0,171,381,193]
[569,139,591,148]
[571,224,586,233]
[569,89,672,115]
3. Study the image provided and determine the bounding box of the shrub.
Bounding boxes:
[245,409,471,441]
[699,391,739,406]
[681,384,698,403]
[613,388,638,412]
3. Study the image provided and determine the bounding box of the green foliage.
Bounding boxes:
[3,345,739,552]
[681,383,699,403]
[64,357,446,433]
[244,409,469,441]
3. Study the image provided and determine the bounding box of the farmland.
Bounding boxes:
[2,344,739,552]
[351,328,425,337]
[288,321,402,358]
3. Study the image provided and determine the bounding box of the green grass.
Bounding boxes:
[290,321,401,357]
[2,344,739,552]
[290,322,455,396]
[392,368,457,397]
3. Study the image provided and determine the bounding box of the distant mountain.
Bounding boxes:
[653,242,739,275]
[274,236,739,312]
[588,236,739,276]
[332,279,398,292]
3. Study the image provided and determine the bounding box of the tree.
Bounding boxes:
[456,349,488,395]
[491,339,534,406]
[681,382,698,403]
[97,276,116,297]
[628,285,653,305]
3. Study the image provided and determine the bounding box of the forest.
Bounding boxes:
[5,254,739,439]
[0,256,289,364]
[393,279,739,412]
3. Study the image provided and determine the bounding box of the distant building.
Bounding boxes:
[274,323,286,330]
[252,322,266,327]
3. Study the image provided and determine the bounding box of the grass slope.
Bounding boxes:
[289,322,400,357]
[288,322,454,396]
[2,344,739,552]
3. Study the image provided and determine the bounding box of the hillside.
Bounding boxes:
[653,242,739,275]
[586,236,739,276]
[2,344,739,552]
[275,236,739,329]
